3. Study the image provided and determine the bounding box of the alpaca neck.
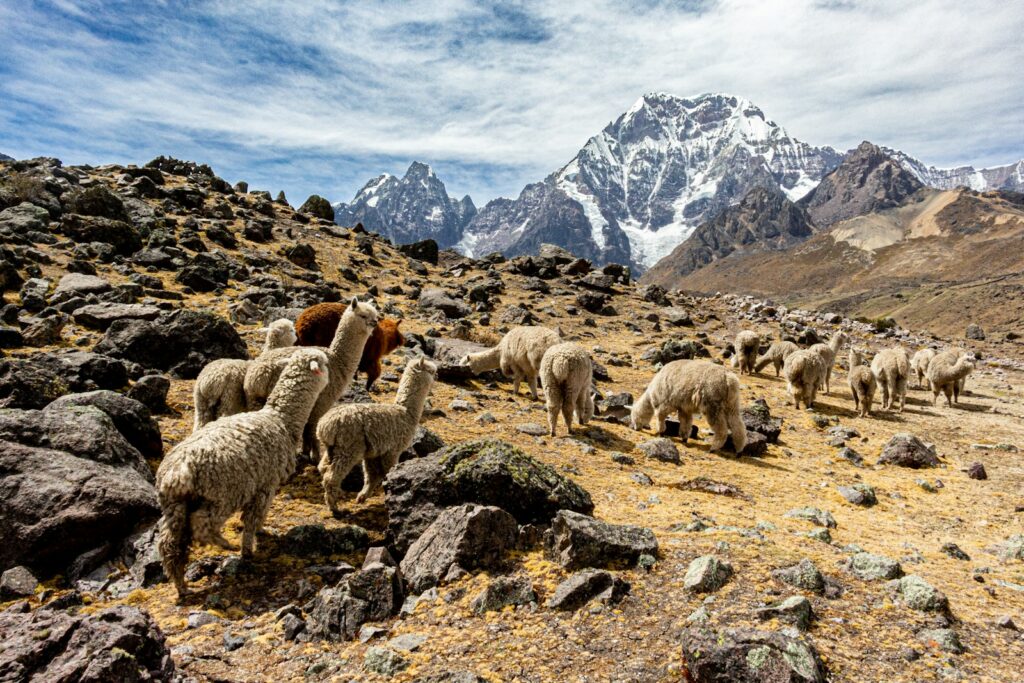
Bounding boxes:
[830,333,845,354]
[396,374,433,417]
[327,313,373,384]
[267,375,325,443]
[470,346,501,373]
[848,350,862,367]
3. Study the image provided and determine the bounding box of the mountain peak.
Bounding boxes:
[405,161,435,178]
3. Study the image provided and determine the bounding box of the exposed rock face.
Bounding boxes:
[680,626,829,683]
[0,352,130,409]
[334,162,476,248]
[546,510,658,570]
[886,148,1024,193]
[305,562,404,641]
[644,185,815,283]
[383,439,593,554]
[545,569,630,611]
[799,141,924,228]
[470,575,537,613]
[0,605,175,682]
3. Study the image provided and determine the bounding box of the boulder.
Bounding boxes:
[60,214,142,255]
[0,605,175,682]
[683,555,733,592]
[784,507,837,528]
[398,239,439,265]
[298,194,335,221]
[21,314,67,347]
[889,575,949,612]
[742,398,782,443]
[175,252,233,291]
[637,438,681,464]
[878,433,939,468]
[642,338,709,365]
[429,338,491,381]
[846,552,902,581]
[0,352,129,409]
[470,575,537,613]
[126,374,171,413]
[546,509,658,570]
[545,569,630,611]
[94,309,247,379]
[305,562,404,641]
[66,185,130,221]
[965,323,985,341]
[72,302,162,330]
[384,439,593,554]
[278,524,369,558]
[284,243,317,270]
[772,558,825,593]
[837,483,876,507]
[45,390,163,461]
[755,596,813,631]
[0,202,50,233]
[419,287,470,319]
[52,272,111,300]
[0,565,38,599]
[399,504,517,593]
[0,441,158,575]
[681,626,828,683]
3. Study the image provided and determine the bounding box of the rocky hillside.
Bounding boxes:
[333,162,476,249]
[2,155,1024,682]
[886,148,1024,193]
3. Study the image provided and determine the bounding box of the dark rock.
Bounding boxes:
[404,426,445,459]
[46,390,163,461]
[94,309,247,379]
[575,291,609,314]
[0,352,130,409]
[636,437,680,464]
[546,509,658,570]
[0,565,38,599]
[284,243,317,270]
[838,483,876,507]
[0,326,23,348]
[498,304,535,325]
[429,338,491,381]
[399,504,518,593]
[279,524,369,557]
[0,605,175,682]
[878,433,939,468]
[470,575,536,613]
[419,288,470,319]
[298,195,334,221]
[66,185,130,222]
[60,214,141,255]
[384,439,593,554]
[965,324,985,341]
[742,398,782,443]
[72,302,162,330]
[773,558,826,593]
[398,239,439,265]
[642,338,709,364]
[305,563,404,641]
[755,595,813,631]
[940,542,970,561]
[52,272,111,300]
[0,202,50,234]
[545,569,630,611]
[175,252,234,291]
[966,462,987,480]
[127,375,171,413]
[21,314,67,347]
[681,626,828,682]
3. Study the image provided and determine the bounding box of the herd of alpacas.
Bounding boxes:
[156,299,977,599]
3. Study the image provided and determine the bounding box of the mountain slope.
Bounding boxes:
[887,148,1024,192]
[643,185,815,285]
[333,161,475,248]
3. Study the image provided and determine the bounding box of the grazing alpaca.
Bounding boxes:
[927,349,975,407]
[871,347,910,412]
[539,342,595,436]
[157,349,330,599]
[847,348,876,418]
[755,340,799,377]
[462,326,561,399]
[316,357,437,511]
[783,349,826,410]
[808,331,848,394]
[631,359,746,453]
[732,331,760,375]
[910,348,936,390]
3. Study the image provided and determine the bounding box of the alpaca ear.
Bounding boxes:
[349,296,360,310]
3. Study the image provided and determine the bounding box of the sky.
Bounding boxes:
[1,0,1022,206]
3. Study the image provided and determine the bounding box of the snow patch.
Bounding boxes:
[558,172,608,251]
[620,218,699,269]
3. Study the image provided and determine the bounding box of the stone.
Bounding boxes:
[52,273,111,300]
[187,611,220,629]
[298,194,334,221]
[742,399,783,443]
[278,524,369,557]
[127,374,171,413]
[940,542,970,561]
[546,509,658,570]
[997,534,1024,561]
[0,565,38,599]
[400,504,517,593]
[838,483,876,507]
[364,647,409,676]
[470,575,536,613]
[784,507,837,528]
[516,422,547,436]
[755,596,813,631]
[0,326,23,348]
[284,243,318,269]
[384,439,592,554]
[389,633,427,652]
[637,437,681,464]
[545,569,630,611]
[21,314,67,346]
[878,433,939,468]
[680,626,828,683]
[72,302,161,330]
[280,613,305,641]
[837,447,863,466]
[847,552,902,581]
[0,605,175,681]
[305,563,404,641]
[419,287,470,319]
[175,252,234,290]
[642,338,709,364]
[917,628,964,654]
[966,462,987,480]
[965,323,985,341]
[428,338,491,381]
[773,559,826,593]
[890,575,949,612]
[0,202,50,233]
[60,214,142,255]
[398,239,439,265]
[684,555,733,592]
[46,389,164,461]
[94,309,247,379]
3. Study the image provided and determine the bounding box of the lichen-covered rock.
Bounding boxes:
[546,510,658,570]
[837,483,876,507]
[755,596,813,631]
[278,524,369,558]
[0,352,130,409]
[681,626,828,682]
[298,194,334,221]
[784,507,837,528]
[470,575,537,613]
[772,558,825,593]
[545,569,630,611]
[878,433,939,468]
[684,555,733,592]
[305,563,404,641]
[384,439,593,554]
[845,552,902,581]
[889,575,949,612]
[742,398,783,443]
[637,437,681,464]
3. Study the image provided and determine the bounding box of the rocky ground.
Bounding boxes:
[1,156,1023,682]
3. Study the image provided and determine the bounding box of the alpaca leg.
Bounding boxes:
[880,381,890,411]
[158,502,192,600]
[774,360,782,377]
[807,383,818,409]
[575,389,592,426]
[943,385,953,407]
[560,397,575,435]
[896,377,907,413]
[707,412,730,452]
[240,491,273,558]
[726,407,747,454]
[546,384,563,436]
[677,410,692,445]
[851,389,860,415]
[191,505,237,551]
[357,455,387,503]
[788,382,801,409]
[365,359,382,392]
[322,445,364,513]
[512,373,522,396]
[953,380,961,404]
[528,374,539,400]
[655,406,670,436]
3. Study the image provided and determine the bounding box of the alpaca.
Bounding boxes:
[539,342,595,436]
[316,357,437,511]
[244,297,378,455]
[808,331,848,394]
[357,319,405,391]
[926,349,975,407]
[783,349,827,410]
[910,348,936,390]
[462,326,561,399]
[732,330,760,375]
[870,346,910,412]
[157,348,330,599]
[754,340,799,377]
[847,348,877,418]
[630,359,747,453]
[192,319,297,431]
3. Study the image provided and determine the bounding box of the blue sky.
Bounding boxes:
[1,0,1022,206]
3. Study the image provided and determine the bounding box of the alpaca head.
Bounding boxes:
[377,318,405,354]
[345,297,379,336]
[266,318,297,348]
[267,348,330,410]
[629,394,653,431]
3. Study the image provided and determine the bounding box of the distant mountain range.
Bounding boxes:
[0,153,13,162]
[332,92,1024,271]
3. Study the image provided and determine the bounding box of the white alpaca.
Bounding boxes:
[808,331,848,394]
[847,348,876,418]
[871,346,910,412]
[630,360,747,453]
[732,330,760,375]
[316,357,437,512]
[754,340,799,377]
[539,342,595,436]
[910,348,936,390]
[244,297,378,455]
[926,349,974,407]
[462,326,560,399]
[192,319,297,431]
[783,349,827,410]
[157,348,330,599]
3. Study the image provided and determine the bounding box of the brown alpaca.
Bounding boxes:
[295,303,404,390]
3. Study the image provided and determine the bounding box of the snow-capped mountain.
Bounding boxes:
[458,92,843,270]
[885,149,1024,193]
[333,161,475,248]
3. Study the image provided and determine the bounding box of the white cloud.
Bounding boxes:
[0,0,1022,202]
